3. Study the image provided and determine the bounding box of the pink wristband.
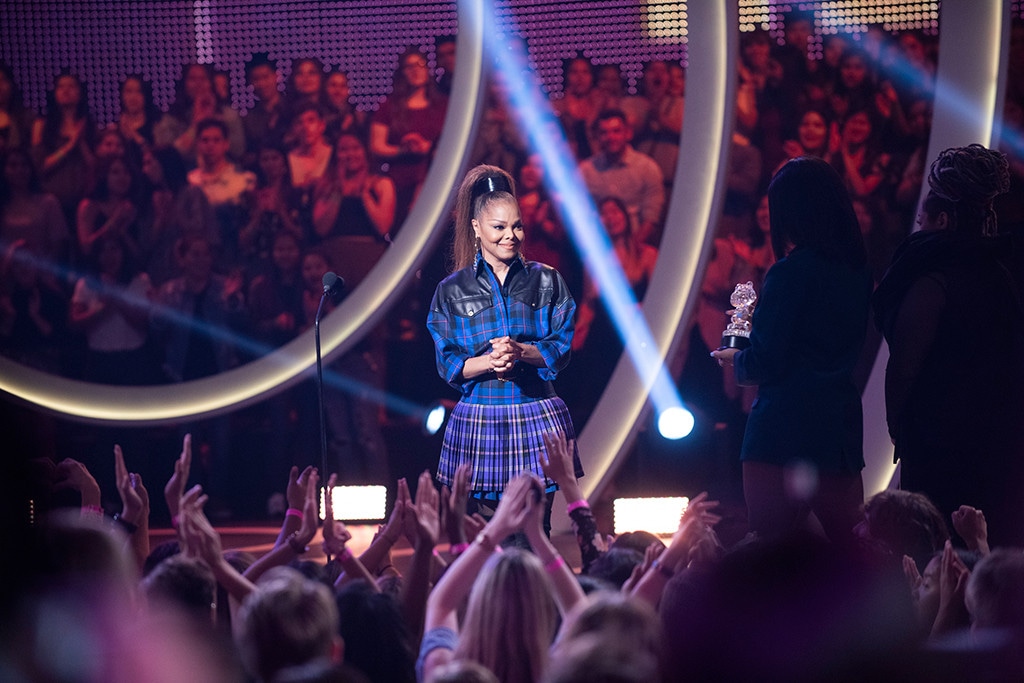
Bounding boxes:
[544,556,566,573]
[566,499,590,514]
[449,542,470,556]
[81,504,104,517]
[285,508,304,521]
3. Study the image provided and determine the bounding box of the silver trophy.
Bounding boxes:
[721,281,757,350]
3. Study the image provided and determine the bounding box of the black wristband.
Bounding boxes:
[112,513,139,535]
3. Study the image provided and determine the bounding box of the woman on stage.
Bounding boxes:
[427,164,582,531]
[712,156,872,544]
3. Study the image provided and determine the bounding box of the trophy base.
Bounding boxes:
[720,335,750,350]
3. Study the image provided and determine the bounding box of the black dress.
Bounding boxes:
[874,230,1024,545]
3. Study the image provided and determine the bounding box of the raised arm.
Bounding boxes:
[521,473,585,618]
[402,469,443,639]
[420,475,535,681]
[244,469,321,584]
[541,431,605,574]
[113,444,150,569]
[178,484,256,606]
[163,433,192,525]
[631,492,721,608]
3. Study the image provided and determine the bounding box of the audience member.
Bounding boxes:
[187,117,256,265]
[30,71,97,222]
[626,59,684,186]
[1,146,70,266]
[369,46,448,231]
[312,132,395,243]
[434,35,457,96]
[76,154,143,261]
[236,566,344,682]
[578,108,665,244]
[139,145,218,286]
[114,74,161,150]
[0,60,33,152]
[156,62,246,164]
[553,54,604,161]
[240,141,302,270]
[0,239,67,372]
[323,69,367,144]
[244,53,286,158]
[70,233,155,384]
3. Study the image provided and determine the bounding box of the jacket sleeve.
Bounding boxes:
[426,286,474,393]
[533,270,576,379]
[734,256,806,387]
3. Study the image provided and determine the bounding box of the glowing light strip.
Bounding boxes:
[0,0,485,425]
[581,1,736,501]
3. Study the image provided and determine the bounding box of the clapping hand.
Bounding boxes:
[114,444,148,525]
[951,505,989,554]
[441,464,471,546]
[412,470,441,550]
[164,434,192,520]
[322,473,352,557]
[54,457,102,509]
[286,465,316,513]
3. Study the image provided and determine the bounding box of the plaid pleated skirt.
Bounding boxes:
[437,396,584,493]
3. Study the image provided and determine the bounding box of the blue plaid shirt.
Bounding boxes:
[427,253,576,405]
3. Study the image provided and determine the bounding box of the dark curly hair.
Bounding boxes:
[927,143,1010,236]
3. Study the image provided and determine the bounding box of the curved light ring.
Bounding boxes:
[578,1,736,500]
[860,0,1009,495]
[0,1,485,425]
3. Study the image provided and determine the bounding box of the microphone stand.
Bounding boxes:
[314,273,339,562]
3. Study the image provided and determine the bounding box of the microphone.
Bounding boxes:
[322,271,345,297]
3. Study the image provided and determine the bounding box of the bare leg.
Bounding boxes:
[743,461,817,541]
[811,471,864,546]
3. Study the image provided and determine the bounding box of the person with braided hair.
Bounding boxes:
[427,164,582,534]
[873,144,1024,546]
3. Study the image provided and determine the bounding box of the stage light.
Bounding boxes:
[613,496,689,535]
[321,485,387,522]
[423,401,450,436]
[657,406,695,440]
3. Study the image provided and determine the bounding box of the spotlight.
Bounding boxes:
[657,406,695,440]
[320,485,387,522]
[422,400,450,436]
[613,496,689,535]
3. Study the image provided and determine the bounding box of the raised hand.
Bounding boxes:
[951,505,989,554]
[114,444,146,523]
[54,458,101,509]
[381,477,410,545]
[293,468,320,548]
[539,431,577,489]
[286,465,316,512]
[401,476,420,545]
[164,433,192,519]
[443,464,471,545]
[322,473,352,557]
[487,473,536,539]
[413,470,441,550]
[179,484,219,564]
[903,554,922,595]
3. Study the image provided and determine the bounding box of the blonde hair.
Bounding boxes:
[451,164,517,271]
[455,549,558,683]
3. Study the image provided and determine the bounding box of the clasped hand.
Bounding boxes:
[488,336,522,376]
